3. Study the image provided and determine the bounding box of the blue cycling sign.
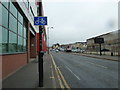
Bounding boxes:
[34,17,47,25]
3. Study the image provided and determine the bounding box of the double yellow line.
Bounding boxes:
[50,54,70,89]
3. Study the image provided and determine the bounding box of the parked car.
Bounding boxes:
[55,49,59,52]
[72,49,77,52]
[60,48,65,51]
[72,49,85,53]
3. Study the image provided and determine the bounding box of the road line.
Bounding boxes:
[50,54,64,88]
[57,67,71,89]
[50,59,57,88]
[87,61,108,69]
[50,54,70,89]
[65,66,81,80]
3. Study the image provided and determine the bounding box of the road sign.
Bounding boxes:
[94,37,104,44]
[34,17,47,25]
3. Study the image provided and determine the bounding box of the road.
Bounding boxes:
[51,51,118,88]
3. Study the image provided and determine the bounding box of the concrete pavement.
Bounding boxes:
[2,53,60,89]
[70,52,119,61]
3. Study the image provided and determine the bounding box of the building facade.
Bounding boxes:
[0,0,47,79]
[87,30,120,56]
[60,42,87,51]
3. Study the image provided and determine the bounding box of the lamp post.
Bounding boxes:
[47,27,53,54]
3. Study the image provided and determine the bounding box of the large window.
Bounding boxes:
[10,2,17,18]
[0,2,27,54]
[18,12,23,24]
[1,1,9,9]
[2,27,8,53]
[18,36,23,52]
[2,5,8,28]
[23,39,27,51]
[0,26,2,53]
[18,22,23,36]
[9,32,17,52]
[9,14,17,33]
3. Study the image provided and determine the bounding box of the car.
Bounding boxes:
[55,49,59,52]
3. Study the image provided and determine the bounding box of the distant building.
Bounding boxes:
[61,42,87,51]
[71,42,87,50]
[87,30,119,56]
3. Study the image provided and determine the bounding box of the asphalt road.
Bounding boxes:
[51,51,118,88]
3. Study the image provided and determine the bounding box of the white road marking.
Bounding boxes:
[87,61,108,69]
[65,65,81,80]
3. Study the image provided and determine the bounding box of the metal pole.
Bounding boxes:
[100,43,102,56]
[39,2,43,87]
[48,27,49,54]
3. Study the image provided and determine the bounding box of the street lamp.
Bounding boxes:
[47,27,53,54]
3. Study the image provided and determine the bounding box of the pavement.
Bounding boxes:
[2,53,61,89]
[70,52,119,61]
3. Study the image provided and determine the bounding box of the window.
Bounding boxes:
[9,14,17,33]
[1,1,9,9]
[24,27,27,38]
[18,36,23,52]
[0,2,27,54]
[18,22,23,36]
[23,39,27,51]
[2,6,8,28]
[10,2,17,18]
[9,31,17,52]
[2,27,8,53]
[18,12,23,24]
[0,26,2,53]
[0,4,2,25]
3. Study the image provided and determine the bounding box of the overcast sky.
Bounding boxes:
[42,0,118,46]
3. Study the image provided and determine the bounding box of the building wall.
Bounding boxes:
[87,30,119,56]
[2,53,27,79]
[0,1,40,79]
[30,33,37,58]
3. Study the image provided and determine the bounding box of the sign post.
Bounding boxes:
[34,16,47,87]
[94,37,104,56]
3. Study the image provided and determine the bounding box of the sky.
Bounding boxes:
[42,0,119,46]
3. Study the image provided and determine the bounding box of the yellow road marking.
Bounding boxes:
[50,54,70,89]
[50,54,64,89]
[57,67,71,89]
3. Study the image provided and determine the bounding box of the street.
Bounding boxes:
[51,51,118,88]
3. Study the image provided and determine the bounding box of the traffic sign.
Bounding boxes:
[34,17,47,25]
[94,37,104,44]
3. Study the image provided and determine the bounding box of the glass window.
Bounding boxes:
[10,2,17,18]
[9,31,17,52]
[24,27,26,38]
[18,22,23,36]
[9,14,17,33]
[2,5,8,28]
[23,39,26,51]
[0,26,2,53]
[2,1,9,9]
[18,36,23,52]
[18,12,23,24]
[2,27,8,53]
[0,4,2,25]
